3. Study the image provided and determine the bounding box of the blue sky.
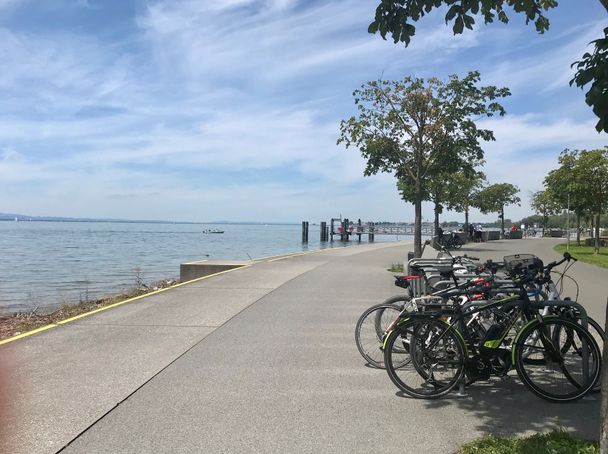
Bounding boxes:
[0,0,605,223]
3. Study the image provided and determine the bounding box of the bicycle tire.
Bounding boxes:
[540,308,605,393]
[384,319,466,399]
[355,303,403,368]
[554,315,604,393]
[514,317,601,403]
[451,237,463,250]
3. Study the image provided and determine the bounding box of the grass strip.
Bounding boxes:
[458,431,598,454]
[387,262,404,272]
[554,243,608,269]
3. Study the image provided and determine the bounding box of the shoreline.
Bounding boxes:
[0,239,414,341]
[0,278,178,341]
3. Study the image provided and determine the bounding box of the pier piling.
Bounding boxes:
[301,221,309,243]
[320,222,328,242]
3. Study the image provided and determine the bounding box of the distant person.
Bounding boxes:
[436,226,444,246]
[511,223,517,232]
[475,224,483,242]
[468,223,474,240]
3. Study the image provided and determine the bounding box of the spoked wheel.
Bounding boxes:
[514,318,601,403]
[554,316,604,393]
[450,237,463,250]
[551,311,605,393]
[384,319,466,399]
[355,303,404,368]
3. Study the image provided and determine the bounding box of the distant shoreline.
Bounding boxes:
[0,218,302,225]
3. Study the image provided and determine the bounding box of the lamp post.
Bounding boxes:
[566,192,570,251]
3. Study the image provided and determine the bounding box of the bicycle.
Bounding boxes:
[436,232,464,250]
[382,259,601,403]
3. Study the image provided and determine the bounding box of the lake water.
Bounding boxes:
[0,221,404,314]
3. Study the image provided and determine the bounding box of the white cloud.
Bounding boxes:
[0,0,605,223]
[483,20,605,94]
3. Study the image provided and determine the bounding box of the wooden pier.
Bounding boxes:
[300,218,436,243]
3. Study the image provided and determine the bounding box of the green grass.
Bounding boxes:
[554,243,608,269]
[458,431,598,454]
[387,262,404,272]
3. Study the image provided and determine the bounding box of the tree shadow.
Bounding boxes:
[458,246,501,253]
[395,375,599,439]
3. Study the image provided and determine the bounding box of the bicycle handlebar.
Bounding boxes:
[544,252,577,274]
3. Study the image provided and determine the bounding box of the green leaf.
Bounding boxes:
[445,5,459,22]
[453,16,464,34]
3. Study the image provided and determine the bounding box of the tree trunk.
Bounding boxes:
[576,214,581,246]
[433,201,440,235]
[464,205,469,239]
[414,180,422,258]
[542,211,547,237]
[600,298,608,453]
[592,216,596,239]
[500,206,505,238]
[595,213,601,254]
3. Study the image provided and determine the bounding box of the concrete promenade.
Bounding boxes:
[1,239,606,453]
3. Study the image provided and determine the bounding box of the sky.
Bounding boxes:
[0,0,606,223]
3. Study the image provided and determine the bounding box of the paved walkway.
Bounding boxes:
[1,239,606,453]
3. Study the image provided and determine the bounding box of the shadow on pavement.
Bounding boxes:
[396,375,599,439]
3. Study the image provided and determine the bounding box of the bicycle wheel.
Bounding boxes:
[514,318,601,403]
[384,318,466,398]
[545,308,605,393]
[451,236,463,250]
[355,303,404,368]
[554,315,604,393]
[586,316,604,393]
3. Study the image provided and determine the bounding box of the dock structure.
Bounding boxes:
[301,218,436,243]
[329,220,435,242]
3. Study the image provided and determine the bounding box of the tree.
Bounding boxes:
[474,182,520,236]
[444,168,486,233]
[545,150,592,246]
[545,148,608,252]
[337,72,510,256]
[529,189,561,236]
[571,27,608,133]
[368,0,608,132]
[576,149,608,253]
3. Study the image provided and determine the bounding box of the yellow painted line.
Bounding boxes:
[0,264,251,346]
[0,323,58,346]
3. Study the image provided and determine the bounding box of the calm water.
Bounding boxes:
[0,221,403,314]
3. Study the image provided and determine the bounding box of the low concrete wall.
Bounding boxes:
[180,260,249,282]
[585,238,608,247]
[482,231,500,241]
[454,232,467,243]
[509,231,523,239]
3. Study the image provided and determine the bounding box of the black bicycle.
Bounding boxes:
[437,232,464,250]
[383,268,601,403]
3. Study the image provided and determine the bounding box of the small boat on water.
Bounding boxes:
[202,229,224,234]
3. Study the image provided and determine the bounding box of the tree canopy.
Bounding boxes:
[474,182,520,234]
[369,0,608,132]
[544,148,608,251]
[337,71,509,256]
[529,189,561,234]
